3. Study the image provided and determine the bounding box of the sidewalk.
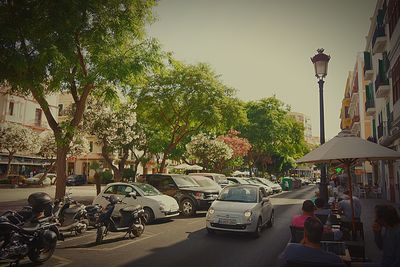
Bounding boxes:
[359,197,400,262]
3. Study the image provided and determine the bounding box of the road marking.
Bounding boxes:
[66,233,160,251]
[52,255,73,267]
[59,232,96,243]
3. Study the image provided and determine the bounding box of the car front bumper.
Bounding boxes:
[196,199,216,211]
[206,220,257,232]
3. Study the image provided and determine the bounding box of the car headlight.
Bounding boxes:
[193,192,205,199]
[158,202,166,211]
[244,210,252,218]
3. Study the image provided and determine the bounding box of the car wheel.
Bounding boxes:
[143,207,155,224]
[180,199,196,217]
[266,210,274,228]
[206,227,215,235]
[252,218,262,238]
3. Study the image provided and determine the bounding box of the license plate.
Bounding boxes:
[219,218,236,225]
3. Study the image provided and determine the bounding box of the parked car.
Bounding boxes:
[190,175,222,192]
[26,173,56,185]
[244,178,273,196]
[206,184,274,237]
[66,174,87,186]
[0,174,27,186]
[227,177,252,185]
[190,173,228,187]
[145,174,220,216]
[254,177,282,194]
[93,182,180,224]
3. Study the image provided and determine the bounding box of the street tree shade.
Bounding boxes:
[296,130,400,235]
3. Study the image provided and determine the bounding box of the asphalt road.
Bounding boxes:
[0,185,317,267]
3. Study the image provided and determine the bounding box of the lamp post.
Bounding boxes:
[311,48,330,202]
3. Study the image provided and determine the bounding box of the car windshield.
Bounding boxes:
[218,186,257,203]
[191,176,219,187]
[172,176,199,188]
[134,183,161,196]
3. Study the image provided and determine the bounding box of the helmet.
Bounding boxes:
[28,192,53,213]
[108,195,120,205]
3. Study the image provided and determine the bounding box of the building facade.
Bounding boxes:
[288,111,319,146]
[0,85,59,176]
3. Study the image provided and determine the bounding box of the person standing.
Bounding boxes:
[338,190,362,221]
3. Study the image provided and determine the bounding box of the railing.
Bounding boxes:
[375,73,390,92]
[372,24,386,49]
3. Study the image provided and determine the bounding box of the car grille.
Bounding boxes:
[210,223,247,230]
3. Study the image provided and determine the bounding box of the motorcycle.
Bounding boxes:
[52,192,89,235]
[95,192,146,244]
[0,193,62,265]
[84,204,102,227]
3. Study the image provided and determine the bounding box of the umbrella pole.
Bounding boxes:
[346,163,356,239]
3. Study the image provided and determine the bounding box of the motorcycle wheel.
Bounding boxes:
[76,219,89,234]
[130,218,145,238]
[28,241,56,263]
[96,226,106,244]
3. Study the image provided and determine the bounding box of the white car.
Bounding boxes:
[254,177,282,194]
[93,182,180,223]
[26,173,56,185]
[206,184,274,237]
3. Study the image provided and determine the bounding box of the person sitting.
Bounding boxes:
[372,204,400,267]
[291,200,315,228]
[315,197,343,241]
[338,190,361,222]
[280,217,344,265]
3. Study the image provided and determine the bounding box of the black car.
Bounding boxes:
[66,174,87,186]
[144,174,220,216]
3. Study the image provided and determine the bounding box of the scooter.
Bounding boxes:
[85,204,102,227]
[52,192,89,235]
[95,192,146,244]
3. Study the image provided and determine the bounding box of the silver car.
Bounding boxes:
[206,184,274,237]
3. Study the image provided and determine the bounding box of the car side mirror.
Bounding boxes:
[127,192,137,199]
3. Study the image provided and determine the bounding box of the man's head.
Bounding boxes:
[302,200,315,215]
[314,197,325,209]
[304,217,323,245]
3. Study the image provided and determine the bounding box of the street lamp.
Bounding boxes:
[311,48,331,202]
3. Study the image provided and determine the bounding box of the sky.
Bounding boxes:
[147,0,377,139]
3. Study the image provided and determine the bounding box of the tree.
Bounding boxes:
[217,129,251,172]
[240,97,309,176]
[186,133,233,172]
[0,1,159,199]
[136,61,246,171]
[89,161,101,195]
[0,123,39,175]
[38,131,89,184]
[85,99,140,182]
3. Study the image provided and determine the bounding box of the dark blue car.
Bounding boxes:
[66,174,87,186]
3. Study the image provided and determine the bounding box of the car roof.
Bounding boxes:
[223,184,260,189]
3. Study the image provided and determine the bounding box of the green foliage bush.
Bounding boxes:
[100,170,113,184]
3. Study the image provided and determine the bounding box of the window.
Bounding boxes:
[35,108,42,126]
[89,141,93,152]
[388,0,400,37]
[104,185,135,195]
[8,102,14,116]
[393,57,400,104]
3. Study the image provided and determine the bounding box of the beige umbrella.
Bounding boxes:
[296,130,400,234]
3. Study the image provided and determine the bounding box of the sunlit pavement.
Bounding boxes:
[0,185,316,267]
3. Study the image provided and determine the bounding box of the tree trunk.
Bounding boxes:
[94,172,101,195]
[6,152,14,175]
[55,146,68,200]
[38,160,56,185]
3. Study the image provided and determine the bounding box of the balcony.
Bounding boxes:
[365,98,376,116]
[363,51,374,81]
[350,115,360,134]
[375,73,390,98]
[372,25,387,54]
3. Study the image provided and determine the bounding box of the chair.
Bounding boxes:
[358,188,367,198]
[289,226,304,243]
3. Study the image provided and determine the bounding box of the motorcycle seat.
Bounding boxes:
[64,206,82,214]
[21,222,41,233]
[120,205,141,212]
